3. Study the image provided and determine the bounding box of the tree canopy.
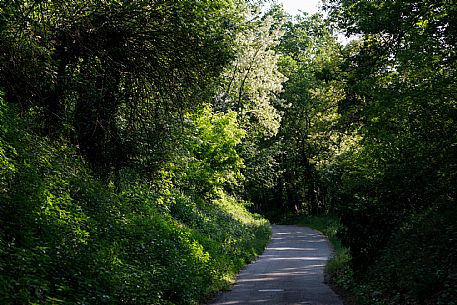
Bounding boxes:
[0,0,456,304]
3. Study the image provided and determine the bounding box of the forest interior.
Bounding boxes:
[0,0,456,304]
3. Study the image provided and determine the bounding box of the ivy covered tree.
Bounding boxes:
[0,2,274,304]
[0,0,243,180]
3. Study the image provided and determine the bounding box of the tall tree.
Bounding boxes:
[260,12,345,215]
[323,0,457,266]
[214,6,287,200]
[0,0,244,180]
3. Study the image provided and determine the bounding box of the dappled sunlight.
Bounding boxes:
[209,225,342,304]
[267,247,317,251]
[265,255,327,262]
[237,269,319,283]
[216,301,316,305]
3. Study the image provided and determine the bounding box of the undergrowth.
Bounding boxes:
[0,95,271,304]
[355,203,457,305]
[284,211,457,305]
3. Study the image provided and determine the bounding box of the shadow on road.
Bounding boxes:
[208,225,343,305]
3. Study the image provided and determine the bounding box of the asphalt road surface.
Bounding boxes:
[208,225,343,305]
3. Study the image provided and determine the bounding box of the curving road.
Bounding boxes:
[208,225,343,305]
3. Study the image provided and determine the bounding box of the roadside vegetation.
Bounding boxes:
[0,94,271,304]
[0,0,455,304]
[0,1,274,303]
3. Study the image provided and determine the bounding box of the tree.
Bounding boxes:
[214,6,288,201]
[262,12,345,215]
[323,0,457,267]
[171,105,246,195]
[0,0,244,180]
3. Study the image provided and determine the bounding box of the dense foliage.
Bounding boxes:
[319,1,457,304]
[1,0,456,304]
[0,1,272,304]
[0,92,270,305]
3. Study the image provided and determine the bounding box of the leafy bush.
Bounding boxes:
[360,203,457,305]
[0,96,271,305]
[172,105,246,195]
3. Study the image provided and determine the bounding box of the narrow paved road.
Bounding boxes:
[208,225,343,305]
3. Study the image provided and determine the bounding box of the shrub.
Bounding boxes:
[0,97,271,304]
